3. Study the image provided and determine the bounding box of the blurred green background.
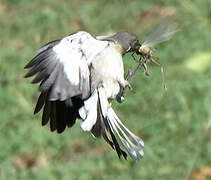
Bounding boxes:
[0,0,211,179]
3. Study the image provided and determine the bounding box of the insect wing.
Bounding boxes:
[142,17,180,48]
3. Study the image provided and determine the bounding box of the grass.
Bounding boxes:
[0,0,211,179]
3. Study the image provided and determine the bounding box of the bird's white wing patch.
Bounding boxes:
[25,31,109,100]
[53,41,81,86]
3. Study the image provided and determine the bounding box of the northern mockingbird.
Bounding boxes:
[24,21,180,159]
[24,31,146,160]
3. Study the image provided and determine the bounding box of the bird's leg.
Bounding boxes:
[116,87,125,103]
[124,79,133,92]
[116,83,126,103]
[132,52,139,63]
[143,62,149,76]
[116,55,154,103]
[116,56,148,103]
[116,78,134,103]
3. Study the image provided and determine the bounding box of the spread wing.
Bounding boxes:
[24,31,109,133]
[25,31,108,100]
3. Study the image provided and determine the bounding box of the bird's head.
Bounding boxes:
[97,32,141,55]
[110,32,141,55]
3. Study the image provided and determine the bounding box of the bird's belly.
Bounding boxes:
[97,60,123,78]
[91,48,124,99]
[93,49,124,81]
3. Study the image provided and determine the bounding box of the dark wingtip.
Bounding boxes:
[24,59,36,69]
[24,71,33,78]
[31,78,40,84]
[42,117,49,126]
[23,74,31,78]
[57,128,66,134]
[24,64,31,69]
[34,110,38,114]
[50,125,57,132]
[34,93,46,114]
[24,72,30,78]
[34,106,41,114]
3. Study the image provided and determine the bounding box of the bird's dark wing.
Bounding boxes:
[37,39,61,54]
[24,31,109,133]
[25,31,109,100]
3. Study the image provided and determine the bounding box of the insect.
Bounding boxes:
[127,17,181,84]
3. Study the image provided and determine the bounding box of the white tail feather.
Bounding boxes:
[79,90,98,131]
[107,108,144,159]
[79,86,144,160]
[97,87,144,160]
[97,87,109,117]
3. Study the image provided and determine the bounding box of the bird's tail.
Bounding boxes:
[79,87,144,160]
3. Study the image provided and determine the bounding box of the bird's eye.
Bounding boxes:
[135,40,141,46]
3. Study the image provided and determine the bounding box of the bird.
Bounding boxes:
[24,31,145,161]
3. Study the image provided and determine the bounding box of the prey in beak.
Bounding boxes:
[126,17,181,83]
[119,17,180,100]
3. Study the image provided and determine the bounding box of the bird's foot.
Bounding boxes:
[125,80,134,92]
[116,80,134,103]
[116,94,125,103]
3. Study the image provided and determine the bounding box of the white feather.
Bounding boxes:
[97,85,144,160]
[97,87,109,117]
[80,90,98,131]
[78,106,87,120]
[53,38,82,85]
[52,31,109,93]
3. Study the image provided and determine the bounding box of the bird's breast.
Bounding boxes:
[90,43,124,98]
[92,44,124,80]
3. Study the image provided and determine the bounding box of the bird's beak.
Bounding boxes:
[134,42,142,55]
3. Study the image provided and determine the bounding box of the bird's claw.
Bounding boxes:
[143,63,149,76]
[125,80,134,92]
[116,94,125,103]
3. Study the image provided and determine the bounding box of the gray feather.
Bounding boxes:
[37,40,60,54]
[34,93,46,114]
[39,63,60,92]
[42,100,51,126]
[24,49,52,69]
[50,102,57,131]
[32,58,58,83]
[24,54,53,78]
